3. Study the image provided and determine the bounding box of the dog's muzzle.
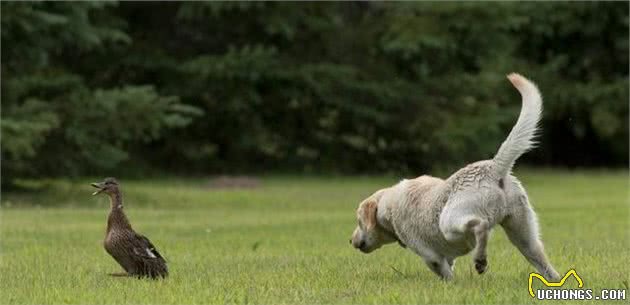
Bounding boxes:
[350,239,368,252]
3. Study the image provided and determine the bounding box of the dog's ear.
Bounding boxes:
[359,199,378,230]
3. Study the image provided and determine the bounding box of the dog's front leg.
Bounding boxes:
[446,257,456,272]
[423,257,454,280]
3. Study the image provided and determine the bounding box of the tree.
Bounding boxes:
[2,2,627,181]
[1,2,201,183]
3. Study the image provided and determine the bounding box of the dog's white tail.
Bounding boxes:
[493,73,543,178]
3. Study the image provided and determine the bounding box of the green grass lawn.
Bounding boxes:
[1,170,628,304]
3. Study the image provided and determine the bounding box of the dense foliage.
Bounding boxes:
[2,2,627,181]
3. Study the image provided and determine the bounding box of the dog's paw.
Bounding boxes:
[474,257,487,274]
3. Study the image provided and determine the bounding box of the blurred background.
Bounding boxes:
[2,2,628,186]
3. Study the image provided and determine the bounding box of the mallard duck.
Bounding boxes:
[91,177,168,279]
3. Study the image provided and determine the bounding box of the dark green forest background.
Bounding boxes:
[2,2,628,183]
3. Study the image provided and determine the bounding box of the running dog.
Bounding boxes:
[350,73,561,281]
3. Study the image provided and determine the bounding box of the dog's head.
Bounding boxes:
[350,190,397,253]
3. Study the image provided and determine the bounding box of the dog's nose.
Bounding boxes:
[358,241,366,249]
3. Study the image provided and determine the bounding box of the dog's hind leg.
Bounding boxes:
[441,212,490,275]
[468,218,490,274]
[501,194,560,281]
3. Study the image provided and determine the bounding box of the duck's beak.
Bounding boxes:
[91,182,105,195]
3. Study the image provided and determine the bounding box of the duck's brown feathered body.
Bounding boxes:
[105,205,168,279]
[93,178,168,279]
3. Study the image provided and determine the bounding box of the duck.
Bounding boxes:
[91,177,168,279]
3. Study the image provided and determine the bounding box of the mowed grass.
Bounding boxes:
[1,170,628,304]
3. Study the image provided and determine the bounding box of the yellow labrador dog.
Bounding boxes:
[350,73,561,281]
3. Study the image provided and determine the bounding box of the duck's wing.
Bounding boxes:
[131,233,165,261]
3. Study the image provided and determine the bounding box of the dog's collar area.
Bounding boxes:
[393,232,407,248]
[377,222,406,248]
[384,206,406,248]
